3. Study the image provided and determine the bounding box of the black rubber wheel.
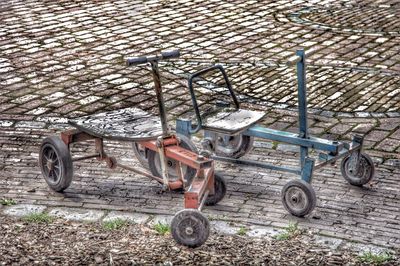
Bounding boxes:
[341,153,375,186]
[39,136,73,192]
[215,134,254,159]
[148,134,198,187]
[171,209,210,248]
[205,173,227,206]
[281,179,316,217]
[132,142,149,169]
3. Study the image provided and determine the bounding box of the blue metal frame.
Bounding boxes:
[176,49,363,184]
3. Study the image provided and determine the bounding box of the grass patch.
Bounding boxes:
[358,251,393,265]
[237,226,248,236]
[0,198,16,206]
[153,222,170,235]
[23,212,54,224]
[103,218,129,230]
[272,141,279,150]
[274,222,301,241]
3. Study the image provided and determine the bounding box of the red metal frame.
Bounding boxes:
[60,130,216,210]
[184,167,215,209]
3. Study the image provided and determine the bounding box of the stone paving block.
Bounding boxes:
[2,204,46,217]
[102,211,150,224]
[48,207,105,222]
[210,221,240,235]
[247,225,281,238]
[253,141,274,149]
[150,215,173,226]
[276,144,299,153]
[314,235,344,250]
[341,242,393,254]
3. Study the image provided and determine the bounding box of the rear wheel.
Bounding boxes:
[341,153,375,186]
[39,136,73,192]
[205,174,227,206]
[148,134,198,187]
[132,142,149,169]
[215,134,254,159]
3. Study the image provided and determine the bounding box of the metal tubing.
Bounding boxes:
[72,153,100,162]
[212,155,302,175]
[315,145,361,170]
[150,61,169,137]
[117,163,165,183]
[176,119,192,138]
[139,140,213,170]
[157,137,170,190]
[296,49,309,168]
[286,48,318,66]
[197,190,210,211]
[301,157,315,183]
[347,135,364,174]
[245,125,342,153]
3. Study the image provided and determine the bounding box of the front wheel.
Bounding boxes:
[171,209,210,248]
[281,179,316,217]
[39,136,73,192]
[205,173,227,206]
[132,142,149,169]
[341,153,375,186]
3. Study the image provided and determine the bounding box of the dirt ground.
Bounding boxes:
[0,215,398,266]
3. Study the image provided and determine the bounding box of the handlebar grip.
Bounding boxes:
[286,55,301,66]
[126,49,180,66]
[161,50,180,59]
[127,56,148,66]
[286,48,318,66]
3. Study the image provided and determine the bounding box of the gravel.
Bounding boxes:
[0,215,397,265]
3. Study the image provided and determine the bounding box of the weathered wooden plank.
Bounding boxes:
[201,108,265,134]
[68,107,163,141]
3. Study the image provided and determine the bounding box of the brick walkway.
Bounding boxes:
[1,0,400,250]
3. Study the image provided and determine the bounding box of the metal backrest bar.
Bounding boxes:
[187,65,240,133]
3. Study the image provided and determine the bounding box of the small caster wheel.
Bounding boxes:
[148,134,198,187]
[281,179,316,217]
[39,136,73,192]
[171,209,210,248]
[132,142,149,169]
[215,134,254,159]
[205,173,227,206]
[341,153,375,186]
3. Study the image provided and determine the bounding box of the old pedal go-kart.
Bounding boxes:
[38,50,227,248]
[175,49,375,217]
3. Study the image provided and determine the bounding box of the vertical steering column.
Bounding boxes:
[150,61,170,137]
[150,61,170,189]
[296,49,309,168]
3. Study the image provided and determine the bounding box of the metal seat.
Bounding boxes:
[68,107,163,141]
[199,108,265,135]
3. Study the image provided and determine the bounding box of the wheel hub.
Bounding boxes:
[291,194,299,204]
[46,160,54,171]
[185,226,194,236]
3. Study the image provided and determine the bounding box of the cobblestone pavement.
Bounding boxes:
[1,0,400,251]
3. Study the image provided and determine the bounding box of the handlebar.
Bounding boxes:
[126,49,180,66]
[286,48,317,66]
